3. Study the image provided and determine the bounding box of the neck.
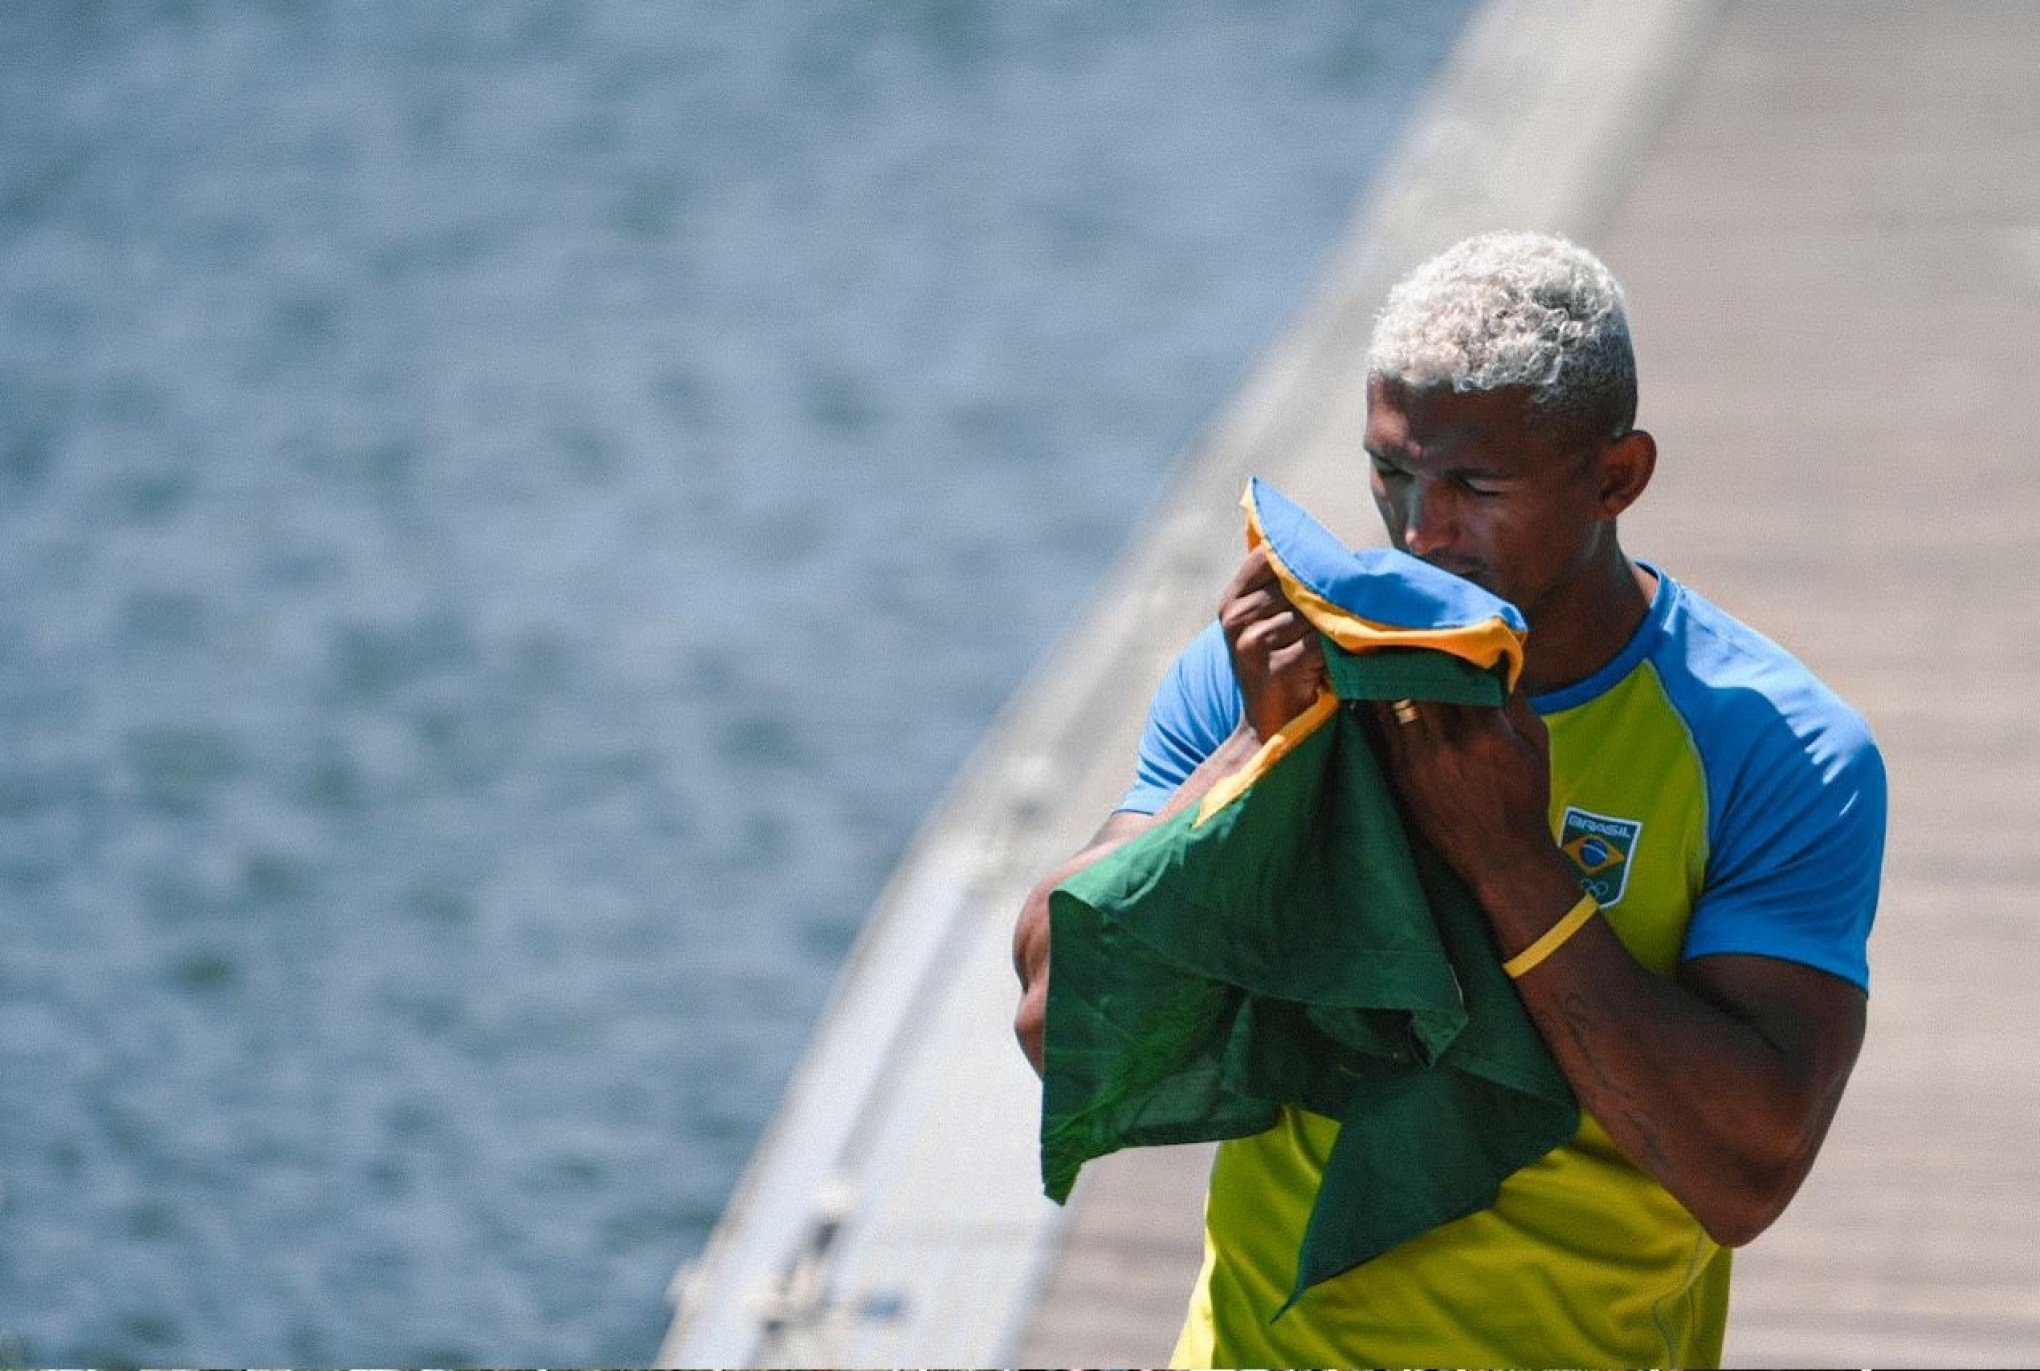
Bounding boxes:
[1518,542,1655,697]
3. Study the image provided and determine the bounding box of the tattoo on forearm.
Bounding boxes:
[1555,992,1672,1172]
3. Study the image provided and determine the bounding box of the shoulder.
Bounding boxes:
[1649,577,1884,829]
[1647,574,1887,986]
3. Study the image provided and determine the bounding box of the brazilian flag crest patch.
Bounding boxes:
[1560,806,1643,907]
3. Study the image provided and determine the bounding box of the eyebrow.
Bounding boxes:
[1367,447,1518,481]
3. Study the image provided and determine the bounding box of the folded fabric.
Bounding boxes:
[1040,477,1578,1311]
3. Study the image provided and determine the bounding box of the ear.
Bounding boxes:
[1597,429,1656,518]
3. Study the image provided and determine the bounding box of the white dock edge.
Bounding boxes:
[657,2,1720,1364]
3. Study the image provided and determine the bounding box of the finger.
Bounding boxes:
[1371,698,1430,758]
[1230,585,1296,622]
[1219,546,1278,605]
[1394,698,1478,757]
[1222,592,1308,652]
[1230,607,1298,657]
[1247,610,1313,652]
[1423,701,1477,744]
[1266,635,1326,680]
[1247,568,1304,611]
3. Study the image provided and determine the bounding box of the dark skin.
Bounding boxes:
[1013,378,1866,1248]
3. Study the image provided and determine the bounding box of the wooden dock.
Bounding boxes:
[1021,2,2040,1364]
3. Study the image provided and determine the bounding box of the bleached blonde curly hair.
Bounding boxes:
[1366,231,1637,440]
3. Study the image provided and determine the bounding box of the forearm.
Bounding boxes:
[1012,722,1267,1074]
[1473,851,1854,1245]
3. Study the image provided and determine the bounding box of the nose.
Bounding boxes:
[1400,478,1458,559]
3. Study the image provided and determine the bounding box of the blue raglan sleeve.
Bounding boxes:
[1681,702,1887,990]
[1114,619,1245,816]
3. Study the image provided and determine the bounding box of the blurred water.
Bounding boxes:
[0,1,1470,1363]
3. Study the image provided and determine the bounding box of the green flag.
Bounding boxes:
[1041,639,1579,1310]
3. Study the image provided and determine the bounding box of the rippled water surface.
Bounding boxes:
[0,2,1471,1362]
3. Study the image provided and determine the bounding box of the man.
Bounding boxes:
[1011,231,1886,1367]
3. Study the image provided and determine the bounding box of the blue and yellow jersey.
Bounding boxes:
[1116,559,1887,1369]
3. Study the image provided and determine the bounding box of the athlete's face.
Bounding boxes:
[1364,378,1639,625]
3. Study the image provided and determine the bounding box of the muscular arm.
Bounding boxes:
[1375,694,1866,1246]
